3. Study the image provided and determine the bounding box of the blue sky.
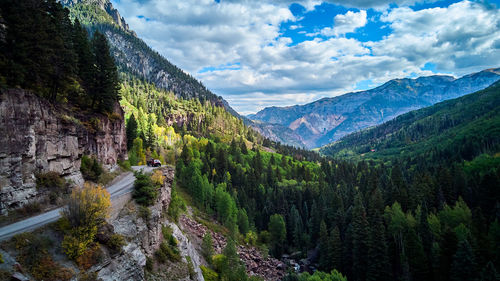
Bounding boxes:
[111,0,500,115]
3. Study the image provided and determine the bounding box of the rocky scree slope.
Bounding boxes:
[0,89,127,214]
[249,68,500,148]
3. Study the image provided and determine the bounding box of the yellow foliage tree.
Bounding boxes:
[62,183,111,260]
[151,169,165,186]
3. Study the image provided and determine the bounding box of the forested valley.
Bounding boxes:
[0,1,498,281]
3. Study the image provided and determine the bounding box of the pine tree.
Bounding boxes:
[46,0,77,101]
[352,192,369,281]
[405,227,430,280]
[72,18,95,104]
[290,205,303,249]
[367,188,391,281]
[329,226,342,272]
[440,229,459,281]
[451,240,477,281]
[268,214,286,258]
[319,220,330,270]
[238,209,249,235]
[145,115,155,148]
[201,232,214,265]
[239,136,248,154]
[91,31,119,113]
[478,261,499,281]
[126,114,138,150]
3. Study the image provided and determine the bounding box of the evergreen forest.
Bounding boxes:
[0,1,498,281]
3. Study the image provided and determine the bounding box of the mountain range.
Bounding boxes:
[59,0,500,151]
[248,68,500,148]
[320,79,500,161]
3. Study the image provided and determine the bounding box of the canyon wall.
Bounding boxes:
[0,89,127,214]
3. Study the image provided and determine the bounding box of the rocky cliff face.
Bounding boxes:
[97,167,195,280]
[0,89,127,214]
[60,0,135,35]
[249,68,500,148]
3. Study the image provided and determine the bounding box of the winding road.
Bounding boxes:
[0,165,156,241]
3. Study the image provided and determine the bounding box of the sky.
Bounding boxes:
[111,0,500,115]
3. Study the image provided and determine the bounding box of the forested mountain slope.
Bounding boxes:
[60,0,239,116]
[1,1,499,281]
[249,68,500,148]
[320,80,500,162]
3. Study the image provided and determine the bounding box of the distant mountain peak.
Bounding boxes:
[60,0,135,36]
[249,68,500,148]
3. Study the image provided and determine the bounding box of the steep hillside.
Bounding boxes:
[61,0,239,116]
[0,90,127,214]
[247,120,306,148]
[0,0,128,214]
[249,68,500,148]
[320,80,500,162]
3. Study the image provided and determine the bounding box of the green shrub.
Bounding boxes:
[97,170,117,186]
[138,205,151,220]
[202,233,214,265]
[80,155,103,182]
[155,241,181,263]
[167,185,186,222]
[54,217,72,233]
[186,256,196,279]
[155,246,168,263]
[133,171,158,206]
[36,171,66,189]
[89,117,101,132]
[201,265,219,281]
[161,225,173,240]
[212,254,227,273]
[118,159,132,171]
[145,257,153,272]
[17,201,42,216]
[107,112,122,122]
[0,252,4,264]
[62,234,88,260]
[107,234,126,254]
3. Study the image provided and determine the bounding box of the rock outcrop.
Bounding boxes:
[59,0,135,35]
[98,167,175,280]
[0,89,127,214]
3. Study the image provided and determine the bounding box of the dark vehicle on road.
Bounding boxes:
[147,159,161,167]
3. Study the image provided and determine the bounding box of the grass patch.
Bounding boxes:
[155,241,181,263]
[98,168,122,186]
[118,159,132,171]
[155,225,181,263]
[186,256,196,279]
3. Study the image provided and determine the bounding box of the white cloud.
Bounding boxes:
[112,0,500,114]
[321,10,367,37]
[369,1,500,75]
